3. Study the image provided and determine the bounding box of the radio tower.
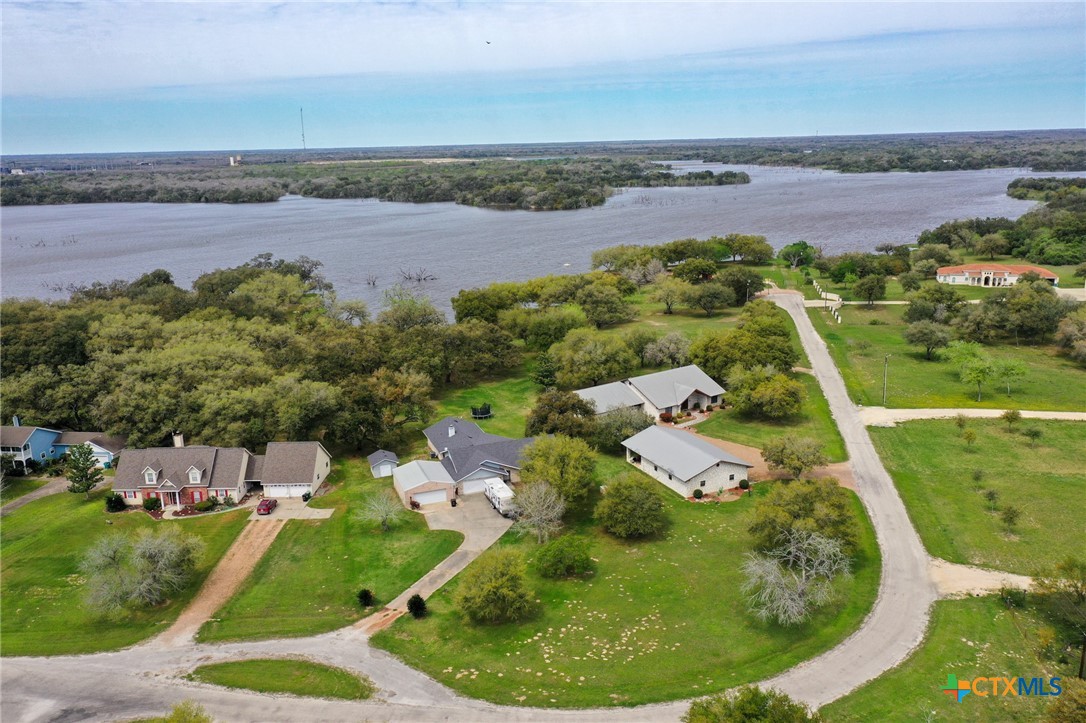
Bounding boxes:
[300,107,307,151]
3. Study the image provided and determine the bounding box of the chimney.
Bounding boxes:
[448,424,456,438]
[172,431,185,448]
[12,415,20,427]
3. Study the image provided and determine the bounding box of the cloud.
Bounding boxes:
[2,1,1081,97]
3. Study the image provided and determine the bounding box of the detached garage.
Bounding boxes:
[261,441,332,499]
[393,461,456,507]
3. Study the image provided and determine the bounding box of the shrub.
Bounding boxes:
[535,536,593,579]
[104,492,127,513]
[659,411,673,423]
[739,479,750,491]
[595,474,669,539]
[407,594,427,619]
[143,497,162,511]
[692,488,704,499]
[301,491,312,502]
[357,588,375,607]
[456,549,535,624]
[684,685,822,722]
[222,495,236,507]
[193,499,214,512]
[1000,586,1027,608]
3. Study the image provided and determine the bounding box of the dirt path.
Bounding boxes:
[929,558,1032,598]
[0,478,69,517]
[152,519,286,648]
[859,407,1086,426]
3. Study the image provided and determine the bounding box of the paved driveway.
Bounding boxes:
[0,478,68,517]
[247,497,334,521]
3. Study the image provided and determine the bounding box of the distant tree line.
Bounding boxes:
[0,157,749,209]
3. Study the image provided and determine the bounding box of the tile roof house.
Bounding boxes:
[936,263,1059,287]
[622,425,753,498]
[112,440,331,508]
[576,364,725,418]
[0,420,126,469]
[421,416,537,495]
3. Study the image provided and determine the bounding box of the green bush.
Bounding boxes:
[104,492,127,513]
[357,588,375,607]
[595,474,669,539]
[692,488,704,499]
[407,594,427,619]
[193,499,214,512]
[142,497,162,511]
[456,549,535,624]
[535,536,594,579]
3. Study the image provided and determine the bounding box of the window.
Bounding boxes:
[653,464,658,472]
[188,468,200,484]
[700,481,706,487]
[729,474,735,481]
[23,444,29,451]
[667,474,672,480]
[40,452,46,459]
[144,470,155,485]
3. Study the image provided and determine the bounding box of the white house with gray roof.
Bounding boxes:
[422,416,537,495]
[622,425,752,498]
[576,364,724,418]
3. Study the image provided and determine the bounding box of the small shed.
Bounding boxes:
[393,461,456,507]
[367,449,399,479]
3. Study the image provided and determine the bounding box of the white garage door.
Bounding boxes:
[461,477,499,495]
[265,484,312,498]
[412,490,448,506]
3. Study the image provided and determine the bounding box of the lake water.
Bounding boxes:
[0,164,1056,314]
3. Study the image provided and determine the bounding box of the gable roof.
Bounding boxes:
[439,437,535,481]
[574,381,644,413]
[367,449,399,466]
[393,460,455,492]
[113,447,252,491]
[262,442,329,486]
[937,263,1058,279]
[54,431,127,454]
[245,454,264,481]
[622,426,752,482]
[423,416,506,453]
[0,426,36,447]
[626,365,725,409]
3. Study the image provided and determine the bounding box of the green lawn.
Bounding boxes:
[196,457,462,643]
[0,477,49,505]
[435,367,539,440]
[823,596,1068,722]
[870,419,1086,574]
[187,658,374,700]
[808,304,1086,411]
[695,374,847,462]
[0,489,248,656]
[372,471,880,708]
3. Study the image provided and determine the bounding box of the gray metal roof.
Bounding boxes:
[367,449,399,466]
[574,382,644,414]
[393,460,454,492]
[627,365,724,409]
[622,426,752,482]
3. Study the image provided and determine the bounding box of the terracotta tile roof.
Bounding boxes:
[937,263,1058,279]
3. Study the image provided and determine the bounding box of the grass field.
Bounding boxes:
[434,367,539,440]
[808,304,1086,411]
[0,477,49,505]
[372,473,879,708]
[0,490,248,656]
[822,596,1069,722]
[695,373,847,462]
[187,658,375,700]
[196,457,462,643]
[870,419,1086,574]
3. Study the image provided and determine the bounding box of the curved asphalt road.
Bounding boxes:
[0,291,937,722]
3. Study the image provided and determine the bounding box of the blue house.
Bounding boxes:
[0,420,126,470]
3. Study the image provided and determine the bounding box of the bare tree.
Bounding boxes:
[742,529,851,625]
[81,528,205,614]
[365,274,378,287]
[513,481,566,544]
[644,332,691,368]
[359,492,406,532]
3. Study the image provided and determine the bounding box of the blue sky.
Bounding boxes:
[2,1,1083,155]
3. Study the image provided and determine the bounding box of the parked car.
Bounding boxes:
[256,498,278,515]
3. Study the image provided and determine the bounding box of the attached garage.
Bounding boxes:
[411,489,449,506]
[263,483,312,498]
[460,477,498,496]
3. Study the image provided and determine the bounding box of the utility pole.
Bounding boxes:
[300,107,306,151]
[883,354,891,406]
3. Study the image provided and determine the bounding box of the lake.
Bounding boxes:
[0,164,1055,314]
